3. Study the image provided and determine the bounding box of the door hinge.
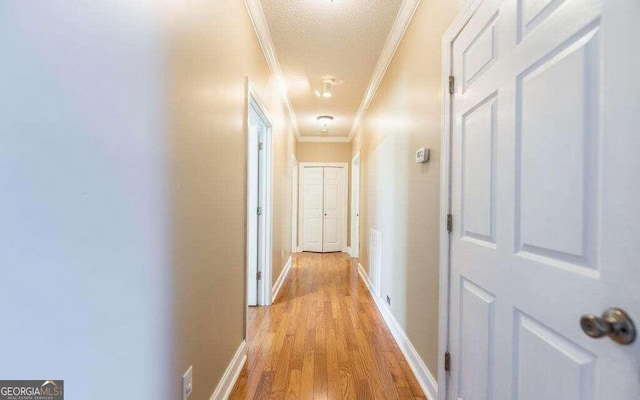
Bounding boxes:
[448,75,455,94]
[258,142,264,151]
[257,207,262,216]
[444,351,451,372]
[447,214,453,233]
[257,271,262,280]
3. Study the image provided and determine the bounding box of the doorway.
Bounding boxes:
[299,163,348,253]
[291,155,299,253]
[439,1,640,399]
[246,83,273,307]
[350,152,360,258]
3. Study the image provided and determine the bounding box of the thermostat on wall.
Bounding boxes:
[416,147,430,163]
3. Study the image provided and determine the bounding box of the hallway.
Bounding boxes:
[230,253,427,400]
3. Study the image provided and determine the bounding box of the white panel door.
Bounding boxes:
[323,167,343,252]
[448,1,640,400]
[302,167,324,252]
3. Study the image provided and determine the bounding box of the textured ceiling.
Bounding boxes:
[260,0,403,138]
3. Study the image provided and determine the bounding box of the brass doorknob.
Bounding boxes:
[580,308,636,345]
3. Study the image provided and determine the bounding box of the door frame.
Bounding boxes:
[298,162,348,253]
[245,79,274,309]
[291,153,299,253]
[350,152,360,258]
[437,1,482,399]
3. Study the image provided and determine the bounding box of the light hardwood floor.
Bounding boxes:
[228,252,427,400]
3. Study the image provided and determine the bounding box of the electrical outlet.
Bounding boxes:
[183,365,193,400]
[386,295,391,306]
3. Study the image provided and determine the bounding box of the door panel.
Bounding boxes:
[458,279,495,400]
[514,312,595,400]
[448,1,639,399]
[462,93,497,244]
[302,167,323,252]
[323,167,342,252]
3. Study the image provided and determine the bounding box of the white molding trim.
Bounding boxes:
[297,136,351,143]
[244,0,300,140]
[358,264,438,400]
[437,2,482,400]
[346,247,352,257]
[347,0,422,141]
[272,256,293,302]
[209,340,247,400]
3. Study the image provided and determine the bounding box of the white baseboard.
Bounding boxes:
[358,264,438,400]
[209,340,247,400]
[272,256,292,302]
[346,247,352,256]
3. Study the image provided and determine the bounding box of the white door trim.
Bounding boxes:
[298,162,349,253]
[437,2,482,399]
[291,153,299,253]
[245,79,274,308]
[350,152,360,258]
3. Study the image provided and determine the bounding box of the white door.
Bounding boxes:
[247,123,259,306]
[323,167,342,252]
[351,154,360,258]
[302,167,324,252]
[448,1,640,400]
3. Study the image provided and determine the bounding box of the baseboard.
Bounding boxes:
[357,264,438,400]
[272,256,292,302]
[346,247,352,257]
[209,340,247,400]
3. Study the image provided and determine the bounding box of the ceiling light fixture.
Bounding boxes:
[315,78,335,98]
[317,115,334,134]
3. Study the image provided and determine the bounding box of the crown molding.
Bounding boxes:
[244,0,301,140]
[348,0,422,141]
[298,136,351,143]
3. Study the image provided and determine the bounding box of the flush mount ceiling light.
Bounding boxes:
[315,78,335,98]
[317,115,334,134]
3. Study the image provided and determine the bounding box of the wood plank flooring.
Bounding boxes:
[229,252,427,400]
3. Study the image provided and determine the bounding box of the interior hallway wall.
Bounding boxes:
[0,2,172,399]
[351,0,465,380]
[166,1,297,399]
[296,142,353,249]
[0,2,297,400]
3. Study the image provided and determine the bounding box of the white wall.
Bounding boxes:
[0,3,172,398]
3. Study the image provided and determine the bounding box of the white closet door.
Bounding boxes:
[322,167,342,252]
[302,167,323,252]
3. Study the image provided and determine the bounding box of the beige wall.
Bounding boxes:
[351,0,464,380]
[296,142,353,248]
[297,142,352,163]
[166,2,296,399]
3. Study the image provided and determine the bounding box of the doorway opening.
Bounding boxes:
[291,154,299,253]
[246,82,273,308]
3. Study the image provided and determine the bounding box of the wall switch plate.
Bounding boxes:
[416,148,430,163]
[183,365,193,400]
